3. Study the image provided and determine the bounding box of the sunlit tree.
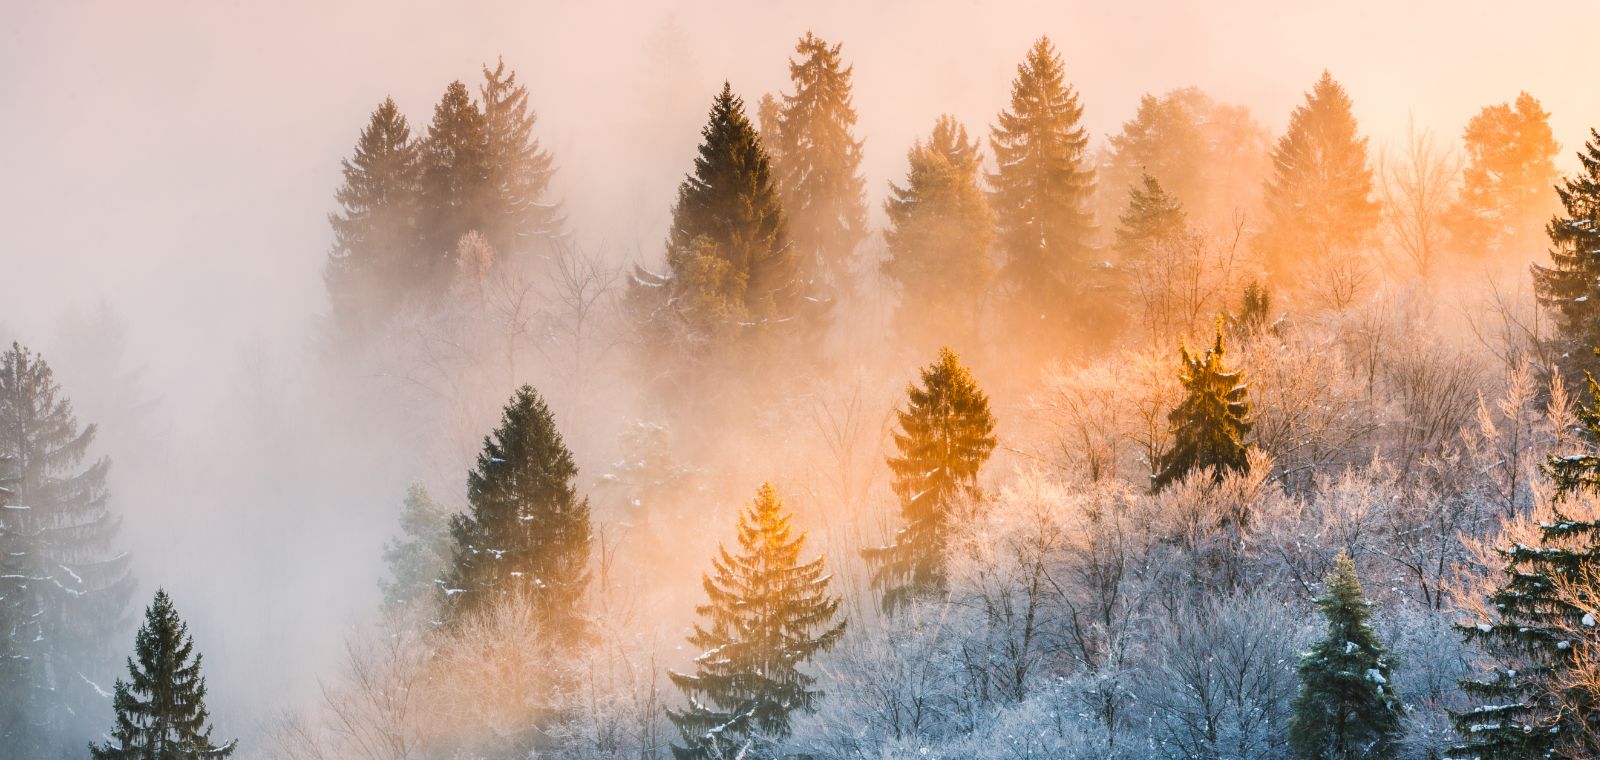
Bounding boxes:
[668,483,845,759]
[479,58,562,256]
[1449,92,1560,261]
[865,347,997,612]
[1532,130,1600,386]
[1153,323,1253,491]
[1115,173,1188,263]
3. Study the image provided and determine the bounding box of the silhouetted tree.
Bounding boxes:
[1532,130,1600,386]
[1153,324,1253,491]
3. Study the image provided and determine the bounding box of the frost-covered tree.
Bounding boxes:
[324,97,423,344]
[668,483,845,759]
[1153,323,1253,491]
[379,483,453,614]
[1449,92,1560,261]
[1532,130,1600,386]
[90,590,234,760]
[865,347,997,612]
[479,58,562,256]
[881,115,994,353]
[1289,551,1404,759]
[0,342,130,758]
[768,32,866,291]
[1257,72,1379,283]
[441,385,591,645]
[988,36,1097,354]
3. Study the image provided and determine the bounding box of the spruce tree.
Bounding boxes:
[1152,323,1253,491]
[863,347,997,612]
[0,343,131,757]
[380,483,453,614]
[1114,173,1188,263]
[1449,92,1560,260]
[441,385,591,645]
[479,59,562,256]
[769,32,867,291]
[90,590,234,760]
[668,483,845,759]
[988,36,1097,354]
[1449,367,1600,757]
[324,97,423,344]
[1257,71,1379,282]
[630,83,799,355]
[1289,551,1404,760]
[419,80,493,286]
[881,115,995,353]
[1532,130,1600,386]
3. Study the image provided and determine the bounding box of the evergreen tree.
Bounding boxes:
[1449,367,1600,757]
[379,483,453,614]
[90,590,234,760]
[324,97,423,345]
[419,80,493,286]
[881,115,995,353]
[1257,71,1379,282]
[0,342,131,758]
[1230,279,1274,336]
[769,32,867,291]
[863,347,997,612]
[441,386,591,645]
[479,58,562,256]
[1289,551,1404,760]
[668,483,845,759]
[629,83,799,357]
[988,37,1097,353]
[1449,92,1560,260]
[1152,323,1253,491]
[1532,130,1600,386]
[1114,173,1188,262]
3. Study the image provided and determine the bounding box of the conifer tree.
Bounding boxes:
[1532,130,1600,386]
[1257,71,1379,281]
[1289,551,1404,760]
[864,347,997,612]
[380,483,453,614]
[479,59,562,256]
[881,116,994,353]
[90,590,234,760]
[1449,366,1600,757]
[988,37,1097,352]
[630,83,799,355]
[0,343,131,757]
[1114,173,1188,262]
[1152,323,1252,491]
[1449,92,1560,260]
[324,97,423,344]
[668,483,845,759]
[769,32,867,291]
[441,386,591,645]
[419,80,493,284]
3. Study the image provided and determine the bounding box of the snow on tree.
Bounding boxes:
[90,590,234,760]
[440,385,592,646]
[1288,550,1404,759]
[0,342,131,758]
[668,482,845,759]
[1532,130,1600,387]
[379,483,453,614]
[1153,322,1254,491]
[864,347,997,612]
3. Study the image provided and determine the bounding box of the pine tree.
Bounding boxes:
[479,58,562,256]
[988,37,1097,353]
[419,80,493,286]
[1114,173,1188,262]
[1257,71,1379,282]
[324,97,423,344]
[90,590,234,760]
[863,347,997,612]
[1289,551,1404,760]
[441,386,591,645]
[668,483,845,759]
[881,115,995,353]
[1532,130,1600,387]
[769,32,867,291]
[0,342,131,758]
[380,483,453,614]
[1152,323,1253,491]
[1449,92,1560,260]
[629,83,799,356]
[1448,367,1600,757]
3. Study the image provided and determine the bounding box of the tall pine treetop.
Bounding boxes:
[420,79,493,270]
[1532,129,1600,386]
[479,58,562,253]
[91,589,234,760]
